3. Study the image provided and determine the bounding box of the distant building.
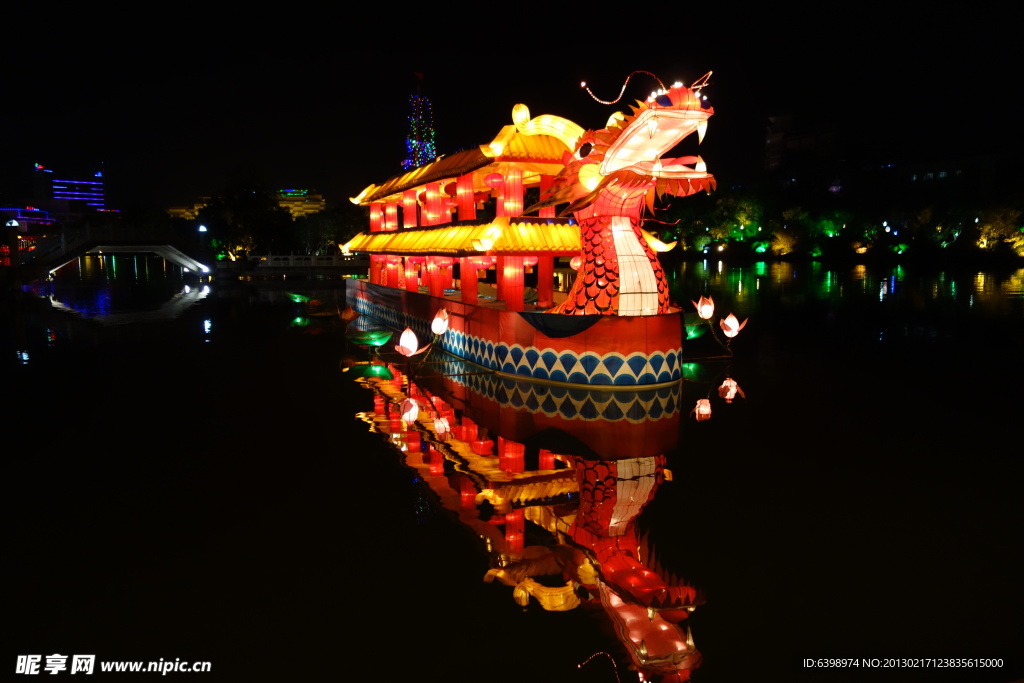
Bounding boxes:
[30,162,114,224]
[0,206,57,232]
[167,199,211,220]
[275,189,325,219]
[167,190,326,221]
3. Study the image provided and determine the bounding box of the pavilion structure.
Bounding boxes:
[346,106,686,386]
[347,104,583,312]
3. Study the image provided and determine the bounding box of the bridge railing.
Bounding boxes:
[20,224,201,273]
[249,253,369,268]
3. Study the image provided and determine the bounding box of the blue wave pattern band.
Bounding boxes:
[354,297,682,386]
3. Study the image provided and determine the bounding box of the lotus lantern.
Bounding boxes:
[691,398,712,422]
[692,296,714,320]
[434,416,450,440]
[400,398,419,426]
[719,313,747,338]
[395,328,430,356]
[718,377,745,402]
[431,308,449,335]
[339,306,359,324]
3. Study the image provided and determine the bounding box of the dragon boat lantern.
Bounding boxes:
[530,71,716,316]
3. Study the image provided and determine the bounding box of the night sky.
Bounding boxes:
[3,5,1020,210]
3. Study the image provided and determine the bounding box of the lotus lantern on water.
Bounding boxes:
[691,398,712,422]
[338,306,359,324]
[433,416,450,441]
[395,328,430,356]
[431,308,449,336]
[692,296,714,320]
[719,313,747,338]
[718,377,745,403]
[400,398,419,426]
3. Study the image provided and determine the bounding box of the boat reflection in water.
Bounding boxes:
[350,354,702,682]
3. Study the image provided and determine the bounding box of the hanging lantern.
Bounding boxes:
[691,398,712,422]
[719,313,748,338]
[431,308,449,335]
[395,328,430,356]
[692,296,714,319]
[718,377,746,402]
[400,398,419,426]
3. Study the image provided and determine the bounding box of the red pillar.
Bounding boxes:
[536,254,554,308]
[426,257,445,298]
[460,257,479,305]
[498,255,525,312]
[404,257,419,292]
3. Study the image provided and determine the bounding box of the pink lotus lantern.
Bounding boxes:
[400,398,419,426]
[431,308,449,335]
[719,313,748,338]
[718,377,746,402]
[395,328,430,356]
[434,416,450,441]
[692,296,714,319]
[691,398,712,422]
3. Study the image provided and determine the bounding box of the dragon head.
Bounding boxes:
[531,72,716,217]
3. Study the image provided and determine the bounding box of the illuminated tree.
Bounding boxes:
[402,73,437,170]
[975,206,1022,250]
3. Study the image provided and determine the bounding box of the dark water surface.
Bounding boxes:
[5,255,1023,682]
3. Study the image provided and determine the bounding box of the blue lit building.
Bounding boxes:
[31,162,114,224]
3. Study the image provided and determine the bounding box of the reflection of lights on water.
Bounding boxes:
[203,319,212,341]
[16,350,29,365]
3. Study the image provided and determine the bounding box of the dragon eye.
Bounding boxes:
[578,142,593,158]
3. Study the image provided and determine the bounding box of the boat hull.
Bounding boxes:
[347,280,683,386]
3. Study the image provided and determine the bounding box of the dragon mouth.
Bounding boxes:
[600,108,710,178]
